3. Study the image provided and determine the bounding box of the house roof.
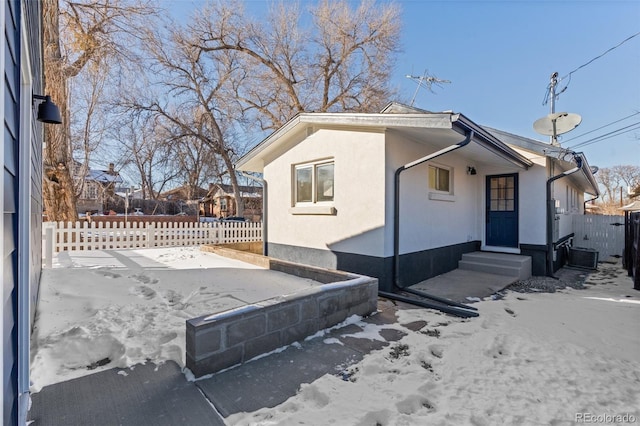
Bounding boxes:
[236,105,534,173]
[621,200,640,212]
[202,184,262,201]
[484,126,600,197]
[160,185,209,200]
[86,169,123,184]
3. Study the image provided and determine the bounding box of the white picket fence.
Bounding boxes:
[572,214,625,260]
[43,220,262,255]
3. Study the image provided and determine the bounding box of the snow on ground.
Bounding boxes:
[31,247,640,425]
[227,263,640,426]
[30,247,318,392]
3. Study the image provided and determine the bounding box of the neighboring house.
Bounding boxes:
[236,102,600,292]
[76,163,123,214]
[200,183,263,221]
[2,1,51,423]
[159,185,209,215]
[160,185,208,202]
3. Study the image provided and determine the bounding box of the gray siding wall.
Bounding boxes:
[3,1,42,423]
[3,0,21,423]
[25,0,43,325]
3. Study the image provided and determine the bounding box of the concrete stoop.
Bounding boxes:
[458,251,532,281]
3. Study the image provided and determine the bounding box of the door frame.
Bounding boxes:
[484,173,519,249]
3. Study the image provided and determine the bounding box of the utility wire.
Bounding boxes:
[562,111,640,143]
[560,31,640,81]
[572,125,640,149]
[568,122,640,150]
[543,31,640,105]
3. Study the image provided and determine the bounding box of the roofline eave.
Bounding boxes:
[235,112,456,172]
[453,115,534,169]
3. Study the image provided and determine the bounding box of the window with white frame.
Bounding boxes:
[86,183,97,199]
[428,164,452,193]
[294,160,334,205]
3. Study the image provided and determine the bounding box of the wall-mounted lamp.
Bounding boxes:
[32,94,62,124]
[467,166,477,175]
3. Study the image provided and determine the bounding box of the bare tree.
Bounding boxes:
[594,165,640,212]
[119,0,400,216]
[612,165,640,193]
[123,20,248,216]
[595,167,618,204]
[190,0,402,130]
[69,60,110,199]
[171,134,220,200]
[42,0,156,221]
[113,112,181,201]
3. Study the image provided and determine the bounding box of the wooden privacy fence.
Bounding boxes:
[43,220,262,255]
[625,212,640,290]
[572,214,625,260]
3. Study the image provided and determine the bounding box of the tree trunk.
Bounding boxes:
[42,0,78,222]
[222,153,244,218]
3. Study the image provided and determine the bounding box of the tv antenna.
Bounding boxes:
[406,70,451,106]
[533,72,581,146]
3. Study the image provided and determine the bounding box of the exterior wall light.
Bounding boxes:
[32,94,62,124]
[467,166,477,175]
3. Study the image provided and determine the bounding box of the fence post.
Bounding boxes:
[45,225,54,268]
[146,222,155,248]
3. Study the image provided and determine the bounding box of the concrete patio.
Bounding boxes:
[29,247,527,424]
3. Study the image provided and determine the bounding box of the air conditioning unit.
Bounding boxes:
[568,247,599,270]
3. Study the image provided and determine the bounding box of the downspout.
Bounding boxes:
[583,195,598,215]
[378,130,479,318]
[241,172,268,256]
[392,130,474,288]
[546,155,583,277]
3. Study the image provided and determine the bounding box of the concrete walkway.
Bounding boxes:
[29,361,225,426]
[408,269,517,303]
[28,299,415,426]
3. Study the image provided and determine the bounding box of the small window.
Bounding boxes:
[316,163,334,202]
[294,160,334,204]
[87,184,97,199]
[428,165,451,193]
[296,166,313,203]
[489,176,516,212]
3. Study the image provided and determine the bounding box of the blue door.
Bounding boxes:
[486,174,519,248]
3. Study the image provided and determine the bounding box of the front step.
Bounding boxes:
[459,252,531,280]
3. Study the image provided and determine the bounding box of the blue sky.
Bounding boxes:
[395,0,640,169]
[166,0,640,169]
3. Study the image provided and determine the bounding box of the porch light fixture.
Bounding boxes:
[32,94,62,124]
[466,166,477,175]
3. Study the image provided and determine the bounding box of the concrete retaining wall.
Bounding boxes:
[211,241,263,255]
[186,272,378,378]
[202,244,353,284]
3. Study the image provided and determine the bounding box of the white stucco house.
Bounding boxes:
[236,103,600,292]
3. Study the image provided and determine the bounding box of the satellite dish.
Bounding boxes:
[533,112,582,136]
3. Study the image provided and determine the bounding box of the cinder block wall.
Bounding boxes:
[186,276,378,378]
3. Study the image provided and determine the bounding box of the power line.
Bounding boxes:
[574,125,640,149]
[568,121,640,150]
[562,111,640,143]
[543,31,640,105]
[560,31,640,81]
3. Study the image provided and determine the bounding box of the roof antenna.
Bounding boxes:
[406,70,451,106]
[534,72,581,147]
